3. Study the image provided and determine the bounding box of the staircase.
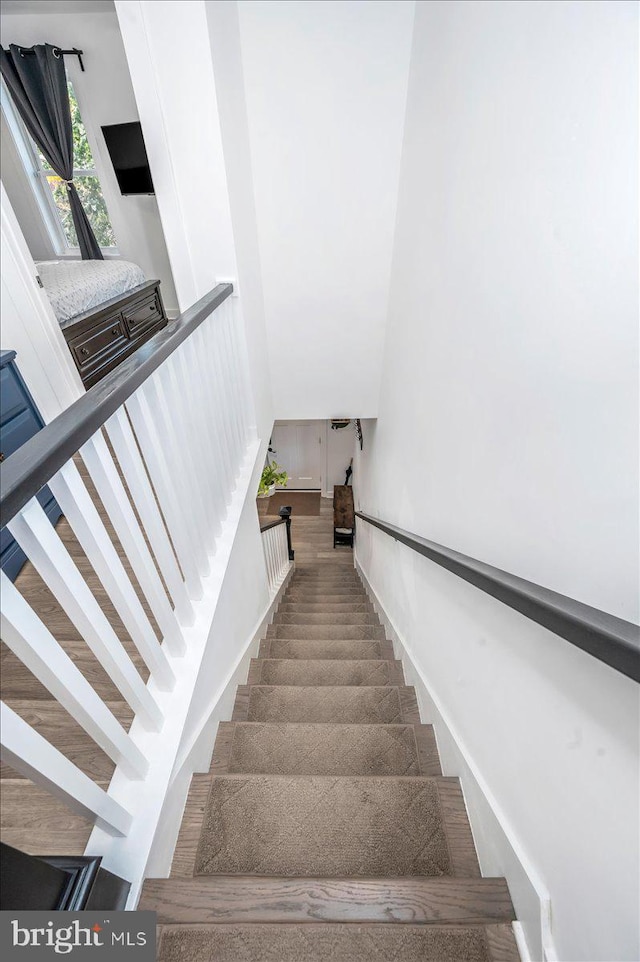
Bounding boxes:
[140,552,520,960]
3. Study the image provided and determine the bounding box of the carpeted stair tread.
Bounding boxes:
[194,775,451,877]
[249,658,402,687]
[226,722,421,775]
[149,555,519,959]
[274,611,380,625]
[259,639,387,660]
[158,923,520,962]
[243,685,407,723]
[267,623,386,640]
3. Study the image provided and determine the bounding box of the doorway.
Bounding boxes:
[270,421,323,490]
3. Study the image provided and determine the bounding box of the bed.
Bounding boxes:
[36,259,168,389]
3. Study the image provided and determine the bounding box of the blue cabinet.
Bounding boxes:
[0,350,62,581]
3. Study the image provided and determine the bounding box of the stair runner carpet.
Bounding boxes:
[159,923,516,962]
[152,562,519,962]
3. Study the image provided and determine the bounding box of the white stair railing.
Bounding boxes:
[260,517,293,596]
[0,284,257,860]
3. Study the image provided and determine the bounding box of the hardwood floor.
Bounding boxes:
[0,452,154,855]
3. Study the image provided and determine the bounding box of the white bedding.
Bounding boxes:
[36,259,146,324]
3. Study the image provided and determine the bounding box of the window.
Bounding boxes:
[1,78,117,253]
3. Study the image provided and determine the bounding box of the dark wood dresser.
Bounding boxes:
[61,279,168,388]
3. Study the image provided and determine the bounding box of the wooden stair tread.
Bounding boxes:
[0,699,132,781]
[140,875,515,925]
[0,779,105,855]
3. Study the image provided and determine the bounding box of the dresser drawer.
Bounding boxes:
[1,407,43,461]
[68,314,129,377]
[123,291,164,338]
[0,365,30,427]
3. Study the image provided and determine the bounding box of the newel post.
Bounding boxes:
[278,505,294,561]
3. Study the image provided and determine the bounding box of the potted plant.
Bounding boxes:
[257,461,288,498]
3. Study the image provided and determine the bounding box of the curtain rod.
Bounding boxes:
[14,46,85,71]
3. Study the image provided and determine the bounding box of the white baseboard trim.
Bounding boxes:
[355,558,557,962]
[171,561,295,780]
[140,560,295,886]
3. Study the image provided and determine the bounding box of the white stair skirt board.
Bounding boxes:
[355,559,555,962]
[144,559,295,882]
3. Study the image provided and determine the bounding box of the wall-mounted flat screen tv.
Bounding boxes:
[101,121,154,195]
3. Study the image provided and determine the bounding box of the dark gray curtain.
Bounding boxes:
[0,43,103,260]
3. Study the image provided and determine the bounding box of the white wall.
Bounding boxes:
[354,3,639,961]
[0,4,179,314]
[236,0,414,419]
[0,112,53,261]
[270,418,357,496]
[1,184,83,420]
[324,422,356,497]
[116,0,274,443]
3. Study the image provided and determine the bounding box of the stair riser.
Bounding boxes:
[277,603,374,612]
[273,612,379,625]
[290,575,360,581]
[283,588,369,604]
[259,640,392,660]
[247,659,404,687]
[267,624,386,640]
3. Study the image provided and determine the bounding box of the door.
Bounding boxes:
[270,421,323,489]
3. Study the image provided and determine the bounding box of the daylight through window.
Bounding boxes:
[2,78,117,252]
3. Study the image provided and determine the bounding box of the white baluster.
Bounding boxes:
[8,499,163,731]
[142,374,210,577]
[222,301,250,444]
[80,432,185,655]
[209,311,241,473]
[197,320,234,502]
[276,525,287,581]
[126,390,203,596]
[1,573,147,779]
[263,528,271,590]
[48,461,175,692]
[179,332,226,534]
[218,302,244,456]
[161,353,216,549]
[1,703,131,836]
[105,408,194,626]
[266,527,277,592]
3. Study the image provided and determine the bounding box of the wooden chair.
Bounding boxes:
[333,485,355,548]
